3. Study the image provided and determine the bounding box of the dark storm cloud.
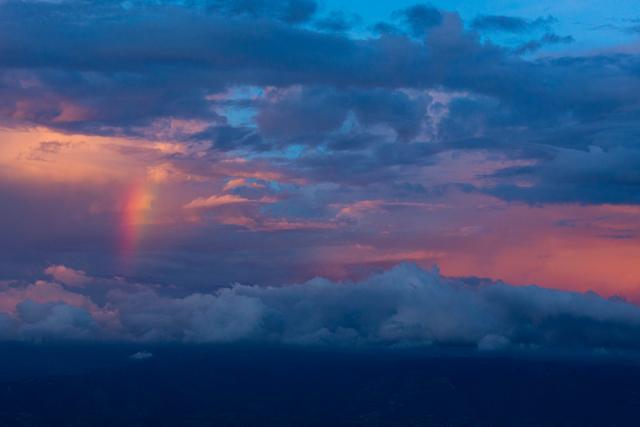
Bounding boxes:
[0,2,392,81]
[0,1,437,135]
[0,1,633,132]
[393,4,443,37]
[487,147,640,205]
[256,86,430,142]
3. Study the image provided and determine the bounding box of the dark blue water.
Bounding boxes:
[0,343,639,426]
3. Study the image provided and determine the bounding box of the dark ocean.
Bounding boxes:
[0,343,639,426]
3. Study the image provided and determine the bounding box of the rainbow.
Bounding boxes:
[119,180,153,269]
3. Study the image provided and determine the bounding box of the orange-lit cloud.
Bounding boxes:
[304,194,640,298]
[0,127,181,184]
[2,127,640,300]
[44,265,90,288]
[183,194,254,209]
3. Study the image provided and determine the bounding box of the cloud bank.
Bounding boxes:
[1,264,639,353]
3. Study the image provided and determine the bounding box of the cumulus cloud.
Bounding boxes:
[44,265,90,288]
[2,264,640,353]
[15,300,97,340]
[471,14,556,33]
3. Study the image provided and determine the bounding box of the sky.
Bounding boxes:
[1,0,640,348]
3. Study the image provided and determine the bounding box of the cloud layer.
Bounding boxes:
[2,0,639,214]
[1,264,640,354]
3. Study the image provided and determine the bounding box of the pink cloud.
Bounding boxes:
[0,280,93,314]
[45,265,90,288]
[183,194,251,209]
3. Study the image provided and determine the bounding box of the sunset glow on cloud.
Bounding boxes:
[1,0,640,347]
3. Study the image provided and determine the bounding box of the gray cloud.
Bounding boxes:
[515,33,575,54]
[14,300,97,341]
[2,264,640,353]
[471,14,556,33]
[1,0,640,244]
[256,86,431,142]
[394,4,443,37]
[487,147,640,204]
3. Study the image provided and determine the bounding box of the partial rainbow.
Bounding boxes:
[119,180,153,268]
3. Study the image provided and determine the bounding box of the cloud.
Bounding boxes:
[2,264,640,353]
[1,0,638,177]
[2,0,640,298]
[515,33,575,54]
[394,4,443,37]
[471,14,556,33]
[487,147,640,204]
[256,86,431,142]
[15,300,97,340]
[44,265,90,288]
[183,194,254,209]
